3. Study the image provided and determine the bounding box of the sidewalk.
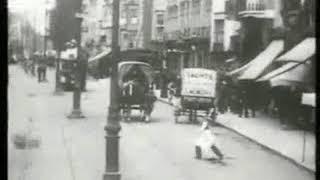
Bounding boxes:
[153,90,316,173]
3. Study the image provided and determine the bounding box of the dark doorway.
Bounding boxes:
[241,18,263,61]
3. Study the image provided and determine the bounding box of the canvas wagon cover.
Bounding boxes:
[118,61,154,88]
[181,68,217,98]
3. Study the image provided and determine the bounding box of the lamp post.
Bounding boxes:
[67,0,85,119]
[103,0,121,179]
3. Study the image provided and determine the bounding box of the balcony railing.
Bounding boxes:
[237,0,274,18]
[238,0,265,11]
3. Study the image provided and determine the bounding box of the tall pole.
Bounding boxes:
[68,0,84,119]
[44,7,48,62]
[53,4,63,95]
[103,0,121,179]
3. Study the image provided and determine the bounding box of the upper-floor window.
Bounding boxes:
[205,0,212,12]
[214,20,224,44]
[128,8,138,17]
[192,0,201,14]
[167,5,178,19]
[157,14,164,25]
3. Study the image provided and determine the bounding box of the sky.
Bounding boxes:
[8,0,55,34]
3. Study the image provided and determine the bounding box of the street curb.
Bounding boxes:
[214,122,315,174]
[157,99,315,174]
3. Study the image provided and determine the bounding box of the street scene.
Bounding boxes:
[8,0,315,180]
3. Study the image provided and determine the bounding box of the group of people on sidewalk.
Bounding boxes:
[19,55,50,83]
[157,69,313,130]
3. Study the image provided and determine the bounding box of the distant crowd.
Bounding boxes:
[10,54,56,83]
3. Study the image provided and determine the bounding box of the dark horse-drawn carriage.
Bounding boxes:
[118,61,156,122]
[88,49,159,122]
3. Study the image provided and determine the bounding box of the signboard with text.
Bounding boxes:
[181,68,217,98]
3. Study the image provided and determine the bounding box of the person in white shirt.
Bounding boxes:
[195,121,224,161]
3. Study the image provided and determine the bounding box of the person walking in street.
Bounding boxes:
[238,86,249,118]
[37,56,47,82]
[195,121,224,161]
[167,79,176,104]
[30,55,36,77]
[273,86,291,129]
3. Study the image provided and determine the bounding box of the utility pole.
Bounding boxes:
[44,5,48,63]
[103,0,121,179]
[52,3,63,95]
[68,0,85,119]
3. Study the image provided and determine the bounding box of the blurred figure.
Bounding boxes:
[167,80,176,104]
[37,56,47,82]
[195,121,224,160]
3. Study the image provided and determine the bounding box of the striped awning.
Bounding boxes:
[276,37,315,63]
[257,63,298,82]
[227,61,253,76]
[238,40,284,80]
[269,61,312,87]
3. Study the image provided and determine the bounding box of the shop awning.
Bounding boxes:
[238,40,284,80]
[227,61,252,76]
[88,48,111,63]
[276,37,315,62]
[269,60,312,87]
[257,63,298,82]
[302,93,316,107]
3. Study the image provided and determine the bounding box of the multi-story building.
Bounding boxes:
[163,0,238,76]
[81,0,111,57]
[231,0,283,64]
[119,0,141,50]
[280,0,315,51]
[82,0,156,56]
[151,0,166,43]
[162,0,311,76]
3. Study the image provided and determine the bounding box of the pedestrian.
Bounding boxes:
[238,86,249,118]
[167,80,176,104]
[273,86,290,129]
[30,56,36,77]
[172,75,182,113]
[217,80,228,114]
[195,121,224,161]
[160,69,169,98]
[37,57,47,82]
